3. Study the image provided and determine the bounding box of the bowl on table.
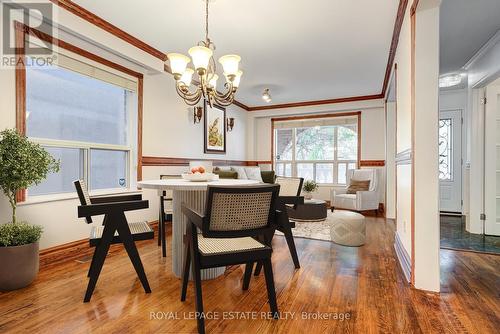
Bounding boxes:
[181,172,219,182]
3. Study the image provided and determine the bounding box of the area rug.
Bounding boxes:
[275,212,336,242]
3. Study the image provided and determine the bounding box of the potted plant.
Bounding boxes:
[302,180,319,200]
[0,129,59,291]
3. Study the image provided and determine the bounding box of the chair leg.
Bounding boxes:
[87,248,97,278]
[331,206,335,212]
[242,262,254,290]
[115,213,151,294]
[263,258,279,319]
[254,261,263,276]
[158,203,162,247]
[283,226,300,269]
[84,224,115,303]
[161,218,167,258]
[191,244,205,334]
[181,245,191,301]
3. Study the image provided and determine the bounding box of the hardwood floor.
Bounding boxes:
[0,217,498,333]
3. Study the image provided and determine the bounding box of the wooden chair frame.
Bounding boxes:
[254,177,304,275]
[158,174,179,257]
[74,181,152,302]
[181,185,281,334]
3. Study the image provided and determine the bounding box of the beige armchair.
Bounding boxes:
[330,169,379,214]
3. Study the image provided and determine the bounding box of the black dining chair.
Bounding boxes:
[158,174,180,257]
[254,176,304,276]
[181,184,281,334]
[74,180,153,302]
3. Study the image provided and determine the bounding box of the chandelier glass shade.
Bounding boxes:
[168,0,242,107]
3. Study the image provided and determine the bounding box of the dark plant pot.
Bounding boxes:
[0,242,39,291]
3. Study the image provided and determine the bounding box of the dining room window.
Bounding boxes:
[273,115,359,185]
[25,52,138,197]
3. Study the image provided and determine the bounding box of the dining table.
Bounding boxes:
[137,178,260,280]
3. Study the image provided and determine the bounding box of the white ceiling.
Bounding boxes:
[73,0,399,107]
[440,0,500,75]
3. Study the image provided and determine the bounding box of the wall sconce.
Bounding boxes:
[193,106,203,124]
[227,117,235,132]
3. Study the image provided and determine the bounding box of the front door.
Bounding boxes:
[439,110,462,213]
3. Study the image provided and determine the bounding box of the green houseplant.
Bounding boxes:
[0,129,59,291]
[302,180,319,200]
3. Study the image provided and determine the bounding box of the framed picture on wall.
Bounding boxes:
[204,101,226,154]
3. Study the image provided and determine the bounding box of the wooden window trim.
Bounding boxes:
[14,22,144,202]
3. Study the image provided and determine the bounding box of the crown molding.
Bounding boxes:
[462,29,500,71]
[381,0,409,96]
[49,0,167,61]
[247,94,383,111]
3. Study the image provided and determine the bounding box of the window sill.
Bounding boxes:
[19,188,142,206]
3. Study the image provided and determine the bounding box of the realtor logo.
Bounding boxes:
[1,0,57,68]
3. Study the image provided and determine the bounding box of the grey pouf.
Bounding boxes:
[329,211,366,246]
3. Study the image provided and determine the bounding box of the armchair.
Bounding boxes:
[330,169,379,214]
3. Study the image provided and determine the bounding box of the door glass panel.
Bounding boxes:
[439,118,452,180]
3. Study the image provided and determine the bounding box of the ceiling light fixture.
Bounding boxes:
[167,0,242,107]
[439,74,462,88]
[262,88,272,103]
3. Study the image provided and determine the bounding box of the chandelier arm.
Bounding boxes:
[213,82,235,100]
[176,85,203,107]
[176,82,202,101]
[213,92,235,106]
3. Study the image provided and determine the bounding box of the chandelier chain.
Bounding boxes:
[205,0,209,44]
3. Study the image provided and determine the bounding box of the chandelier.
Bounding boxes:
[167,0,243,107]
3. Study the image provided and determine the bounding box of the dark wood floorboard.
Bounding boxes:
[0,217,498,333]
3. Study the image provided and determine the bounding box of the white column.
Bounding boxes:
[413,0,441,292]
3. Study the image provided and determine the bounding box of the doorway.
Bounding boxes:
[439,109,462,213]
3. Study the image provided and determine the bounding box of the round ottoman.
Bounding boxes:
[329,211,366,246]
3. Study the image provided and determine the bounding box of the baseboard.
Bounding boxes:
[394,232,411,283]
[39,221,159,268]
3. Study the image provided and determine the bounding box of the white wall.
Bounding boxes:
[0,9,248,249]
[246,99,387,202]
[394,9,413,259]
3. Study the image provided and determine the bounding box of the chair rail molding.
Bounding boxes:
[142,156,270,167]
[360,160,386,167]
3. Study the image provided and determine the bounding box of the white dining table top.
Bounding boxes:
[137,178,261,191]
